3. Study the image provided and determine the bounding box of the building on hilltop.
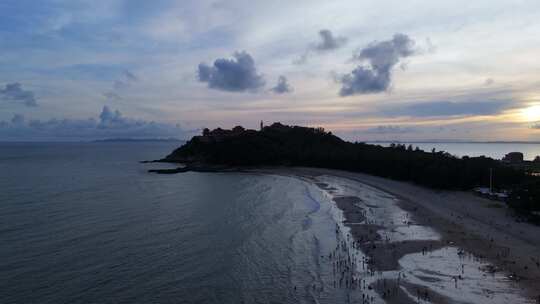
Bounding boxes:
[198,125,249,143]
[502,152,524,163]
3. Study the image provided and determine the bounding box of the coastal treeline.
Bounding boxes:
[164,123,539,218]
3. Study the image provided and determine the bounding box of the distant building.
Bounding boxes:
[197,125,249,143]
[232,126,245,133]
[268,122,289,132]
[502,152,524,163]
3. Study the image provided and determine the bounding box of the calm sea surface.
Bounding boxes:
[0,142,348,304]
[369,142,540,160]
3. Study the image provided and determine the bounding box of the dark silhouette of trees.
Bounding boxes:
[164,123,538,216]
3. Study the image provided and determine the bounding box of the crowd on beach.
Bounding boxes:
[302,177,540,304]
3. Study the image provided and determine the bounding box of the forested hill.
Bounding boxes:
[163,122,527,191]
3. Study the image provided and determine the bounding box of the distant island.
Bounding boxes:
[368,140,540,145]
[151,122,540,220]
[94,137,183,143]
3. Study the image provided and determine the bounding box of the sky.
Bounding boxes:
[1,0,540,141]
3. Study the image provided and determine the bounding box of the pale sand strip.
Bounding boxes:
[255,166,540,300]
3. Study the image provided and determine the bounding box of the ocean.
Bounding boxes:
[0,142,351,303]
[1,141,536,304]
[368,142,540,160]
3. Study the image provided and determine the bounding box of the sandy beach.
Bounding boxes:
[255,167,540,303]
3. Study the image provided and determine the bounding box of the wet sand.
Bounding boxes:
[254,167,540,303]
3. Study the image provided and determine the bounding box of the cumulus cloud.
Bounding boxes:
[382,100,512,117]
[271,76,293,94]
[0,106,189,141]
[339,33,416,96]
[98,105,125,126]
[0,83,38,106]
[198,51,265,92]
[316,29,348,51]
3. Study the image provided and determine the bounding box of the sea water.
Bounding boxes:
[0,142,350,303]
[369,142,540,160]
[1,142,535,303]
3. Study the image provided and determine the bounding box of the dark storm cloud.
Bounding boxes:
[0,106,189,141]
[0,83,37,106]
[339,33,416,96]
[198,51,265,92]
[382,100,513,117]
[316,29,347,51]
[271,76,293,94]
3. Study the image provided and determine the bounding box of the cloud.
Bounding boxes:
[0,83,38,107]
[99,105,125,126]
[112,70,139,90]
[271,76,293,94]
[339,33,417,96]
[316,29,347,51]
[294,29,347,64]
[198,51,265,92]
[105,70,139,101]
[123,70,138,82]
[103,92,122,100]
[365,125,416,134]
[0,106,189,141]
[11,113,25,125]
[382,100,512,117]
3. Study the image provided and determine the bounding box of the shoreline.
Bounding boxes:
[146,163,540,301]
[251,167,540,302]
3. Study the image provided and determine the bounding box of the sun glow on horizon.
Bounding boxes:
[520,105,540,122]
